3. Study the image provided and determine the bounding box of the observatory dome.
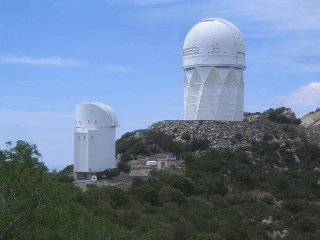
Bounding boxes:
[183,18,246,68]
[75,102,118,128]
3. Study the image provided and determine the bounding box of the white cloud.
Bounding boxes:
[125,0,320,31]
[222,0,320,32]
[0,55,88,66]
[276,82,320,116]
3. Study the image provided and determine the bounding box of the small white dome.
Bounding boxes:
[183,18,246,68]
[76,102,118,128]
[92,102,118,127]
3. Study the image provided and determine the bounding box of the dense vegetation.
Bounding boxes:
[0,141,127,239]
[1,117,320,239]
[263,107,302,125]
[116,130,210,160]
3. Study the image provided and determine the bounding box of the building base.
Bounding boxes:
[73,172,96,181]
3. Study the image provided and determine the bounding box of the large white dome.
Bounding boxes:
[183,18,246,68]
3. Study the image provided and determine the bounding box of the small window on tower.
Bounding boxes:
[78,136,80,140]
[84,136,86,140]
[79,121,81,125]
[91,136,93,140]
[95,120,97,124]
[88,120,90,124]
[76,121,77,124]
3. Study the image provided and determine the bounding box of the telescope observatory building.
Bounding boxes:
[183,18,246,121]
[74,102,118,180]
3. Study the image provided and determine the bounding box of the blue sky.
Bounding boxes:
[0,0,319,170]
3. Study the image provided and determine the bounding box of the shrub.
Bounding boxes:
[194,232,226,240]
[135,184,161,206]
[181,132,191,141]
[190,137,210,151]
[121,152,133,162]
[234,132,243,141]
[103,168,120,179]
[298,215,315,232]
[117,161,131,173]
[166,174,196,196]
[262,133,273,141]
[159,186,184,204]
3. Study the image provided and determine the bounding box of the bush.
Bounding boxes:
[166,174,196,196]
[131,141,149,155]
[131,177,145,189]
[101,186,129,207]
[193,232,226,240]
[121,152,133,162]
[190,137,210,151]
[181,132,191,141]
[234,132,243,141]
[135,184,161,206]
[103,168,120,179]
[298,215,315,232]
[55,173,74,182]
[117,161,131,173]
[159,186,184,204]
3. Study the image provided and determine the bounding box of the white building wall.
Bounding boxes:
[74,102,118,177]
[184,66,244,121]
[74,133,88,172]
[87,128,116,172]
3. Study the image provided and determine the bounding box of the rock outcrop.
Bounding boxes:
[301,110,320,127]
[149,115,320,151]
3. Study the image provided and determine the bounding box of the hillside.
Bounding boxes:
[2,108,320,239]
[149,115,320,152]
[113,114,320,239]
[301,110,320,127]
[111,109,320,239]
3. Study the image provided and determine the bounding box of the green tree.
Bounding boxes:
[0,141,127,239]
[198,176,228,196]
[159,186,185,204]
[0,141,52,238]
[194,232,226,240]
[190,137,210,151]
[117,161,131,173]
[298,215,315,232]
[181,132,191,141]
[135,184,161,206]
[120,152,133,162]
[166,174,196,196]
[103,168,120,179]
[131,141,149,155]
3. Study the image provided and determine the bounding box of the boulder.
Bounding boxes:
[314,167,320,172]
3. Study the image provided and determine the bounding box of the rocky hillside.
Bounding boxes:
[301,110,320,127]
[149,115,320,151]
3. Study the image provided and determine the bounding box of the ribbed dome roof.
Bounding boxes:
[91,102,118,127]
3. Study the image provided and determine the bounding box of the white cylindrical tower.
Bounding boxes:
[74,102,118,180]
[183,18,246,121]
